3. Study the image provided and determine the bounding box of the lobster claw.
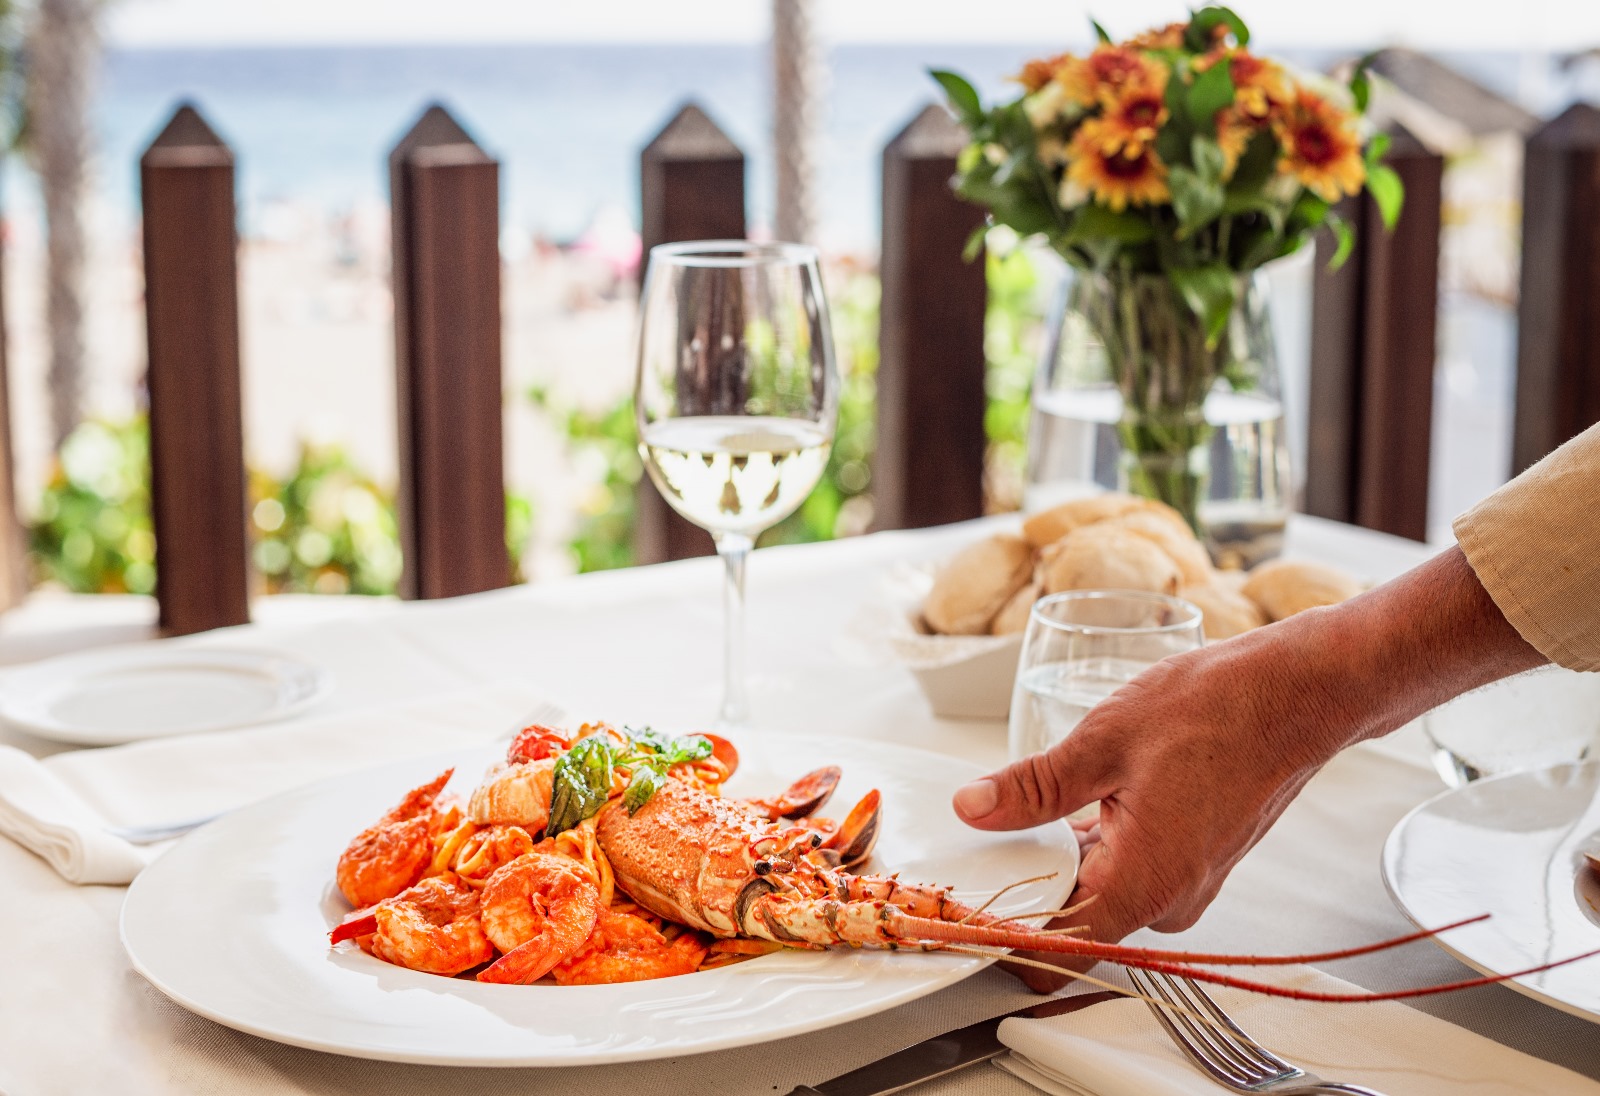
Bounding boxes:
[812,789,881,870]
[747,766,841,820]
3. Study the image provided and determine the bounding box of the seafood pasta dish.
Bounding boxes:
[330,722,1573,1000]
[330,722,888,985]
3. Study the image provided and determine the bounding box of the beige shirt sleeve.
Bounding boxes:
[1454,422,1600,672]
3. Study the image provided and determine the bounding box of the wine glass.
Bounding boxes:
[1009,590,1204,763]
[634,241,839,728]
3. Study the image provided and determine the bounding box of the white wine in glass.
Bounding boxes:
[634,241,838,728]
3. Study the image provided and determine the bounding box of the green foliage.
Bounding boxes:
[28,417,536,597]
[247,444,403,596]
[29,419,156,594]
[982,243,1049,511]
[528,386,642,573]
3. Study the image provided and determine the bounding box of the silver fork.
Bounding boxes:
[105,700,568,845]
[1127,969,1388,1096]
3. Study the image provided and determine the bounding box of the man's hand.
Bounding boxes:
[954,546,1543,992]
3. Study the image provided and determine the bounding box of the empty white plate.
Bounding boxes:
[0,646,332,745]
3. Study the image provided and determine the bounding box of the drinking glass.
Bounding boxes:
[1009,590,1204,762]
[635,241,838,728]
[1422,665,1600,788]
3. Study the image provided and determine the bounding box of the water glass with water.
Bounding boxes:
[1009,590,1204,762]
[1422,665,1600,788]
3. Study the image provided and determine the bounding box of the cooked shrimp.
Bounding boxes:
[476,852,600,984]
[467,759,558,831]
[336,769,456,907]
[329,873,493,976]
[551,908,709,985]
[452,824,536,888]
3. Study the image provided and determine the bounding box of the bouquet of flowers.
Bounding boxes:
[933,7,1401,533]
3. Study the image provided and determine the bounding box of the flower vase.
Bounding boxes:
[1027,267,1291,569]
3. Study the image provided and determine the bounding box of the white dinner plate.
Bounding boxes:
[121,733,1077,1066]
[0,645,332,745]
[1381,760,1600,1024]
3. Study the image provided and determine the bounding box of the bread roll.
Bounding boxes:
[1039,524,1181,596]
[1102,511,1212,586]
[1241,559,1363,622]
[1021,493,1191,549]
[923,533,1034,635]
[1179,582,1267,640]
[990,577,1042,636]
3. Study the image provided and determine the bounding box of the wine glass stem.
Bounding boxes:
[714,532,753,728]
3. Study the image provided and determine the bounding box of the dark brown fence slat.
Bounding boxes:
[141,103,249,635]
[874,103,987,530]
[635,102,747,564]
[1304,126,1442,542]
[389,104,509,599]
[1512,103,1600,474]
[1353,126,1441,541]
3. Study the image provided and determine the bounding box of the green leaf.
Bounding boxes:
[1366,163,1405,229]
[1191,135,1226,182]
[1325,212,1356,271]
[1090,17,1113,44]
[1364,131,1391,167]
[1348,50,1380,115]
[1185,6,1250,50]
[929,69,983,128]
[547,735,616,836]
[1168,263,1237,345]
[962,223,987,262]
[1220,190,1285,234]
[1069,203,1156,243]
[1186,59,1235,131]
[1168,166,1225,234]
[623,768,665,815]
[1226,130,1278,191]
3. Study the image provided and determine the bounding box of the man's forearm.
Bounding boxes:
[1260,546,1545,764]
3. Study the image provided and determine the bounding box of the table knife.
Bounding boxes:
[784,990,1120,1096]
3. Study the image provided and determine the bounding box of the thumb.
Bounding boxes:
[952,734,1111,831]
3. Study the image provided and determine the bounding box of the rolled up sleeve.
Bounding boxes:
[1453,423,1600,672]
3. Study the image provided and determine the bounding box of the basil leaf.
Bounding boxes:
[664,734,714,766]
[623,768,665,815]
[546,735,615,836]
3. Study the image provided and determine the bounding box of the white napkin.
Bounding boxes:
[994,966,1600,1096]
[0,684,553,886]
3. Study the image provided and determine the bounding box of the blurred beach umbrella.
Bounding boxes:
[24,0,99,448]
[771,0,821,244]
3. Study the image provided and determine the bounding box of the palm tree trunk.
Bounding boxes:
[771,0,822,245]
[26,0,98,449]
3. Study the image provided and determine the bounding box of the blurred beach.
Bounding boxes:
[3,42,1594,574]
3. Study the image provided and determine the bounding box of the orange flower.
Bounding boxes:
[1058,46,1168,109]
[1066,118,1170,211]
[1015,52,1070,93]
[1224,50,1294,122]
[1273,89,1366,202]
[1126,22,1187,50]
[1099,80,1169,157]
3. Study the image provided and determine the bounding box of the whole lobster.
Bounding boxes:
[595,773,1592,1002]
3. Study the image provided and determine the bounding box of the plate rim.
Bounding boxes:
[1380,758,1600,1026]
[0,645,334,745]
[119,732,1079,1066]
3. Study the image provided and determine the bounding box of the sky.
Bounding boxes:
[104,0,1600,52]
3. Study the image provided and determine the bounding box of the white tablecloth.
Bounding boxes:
[2,515,1597,1096]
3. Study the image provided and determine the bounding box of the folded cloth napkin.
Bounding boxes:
[0,683,553,886]
[994,966,1600,1096]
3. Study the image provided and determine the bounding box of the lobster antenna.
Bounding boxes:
[958,872,1060,924]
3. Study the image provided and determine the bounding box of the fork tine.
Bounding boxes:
[1144,971,1278,1085]
[1163,972,1300,1075]
[1156,972,1286,1078]
[1129,969,1254,1091]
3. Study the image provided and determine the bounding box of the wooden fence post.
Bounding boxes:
[0,160,23,611]
[1305,124,1442,542]
[1512,102,1600,474]
[635,102,747,564]
[141,103,249,635]
[874,103,988,530]
[389,104,509,599]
